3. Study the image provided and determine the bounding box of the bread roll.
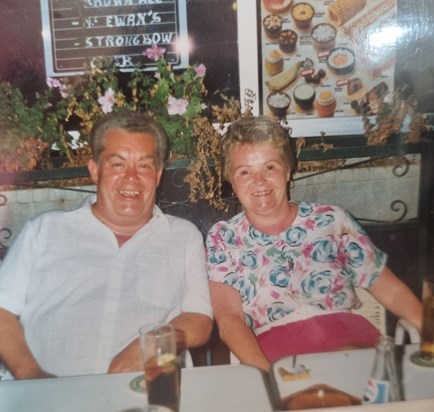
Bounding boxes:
[279,384,361,410]
[278,366,310,381]
[328,0,367,26]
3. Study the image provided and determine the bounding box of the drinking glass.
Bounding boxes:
[139,324,180,412]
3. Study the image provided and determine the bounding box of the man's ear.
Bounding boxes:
[156,167,164,186]
[88,159,98,184]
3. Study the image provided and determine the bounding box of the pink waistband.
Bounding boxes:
[254,306,350,335]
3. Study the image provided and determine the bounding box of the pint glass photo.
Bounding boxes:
[420,277,434,363]
[139,324,180,412]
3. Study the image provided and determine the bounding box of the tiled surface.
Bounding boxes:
[0,185,94,247]
[292,155,421,222]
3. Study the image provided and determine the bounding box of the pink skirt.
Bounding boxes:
[257,313,381,363]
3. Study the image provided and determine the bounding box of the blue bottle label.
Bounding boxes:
[363,377,390,404]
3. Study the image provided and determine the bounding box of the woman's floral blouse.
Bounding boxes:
[206,202,387,333]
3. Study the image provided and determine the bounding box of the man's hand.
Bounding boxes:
[108,312,212,374]
[20,367,57,380]
[108,338,142,374]
[169,312,213,348]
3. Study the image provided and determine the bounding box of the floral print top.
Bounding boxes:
[206,202,387,333]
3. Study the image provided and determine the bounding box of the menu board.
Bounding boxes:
[260,0,396,121]
[40,0,188,77]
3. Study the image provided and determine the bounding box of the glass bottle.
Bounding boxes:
[362,336,402,404]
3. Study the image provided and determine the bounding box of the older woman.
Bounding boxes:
[206,115,422,371]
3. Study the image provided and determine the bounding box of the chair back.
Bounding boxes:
[352,287,387,335]
[229,287,419,365]
[353,287,420,345]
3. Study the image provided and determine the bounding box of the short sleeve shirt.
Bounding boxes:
[206,202,387,333]
[0,196,212,377]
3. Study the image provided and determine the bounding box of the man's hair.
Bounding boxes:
[221,115,297,181]
[90,111,169,169]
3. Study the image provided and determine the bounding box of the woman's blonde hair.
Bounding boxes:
[221,115,297,181]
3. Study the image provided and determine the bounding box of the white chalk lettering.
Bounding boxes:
[85,35,143,47]
[106,11,158,27]
[113,55,134,67]
[84,0,162,7]
[142,32,174,45]
[84,1,132,7]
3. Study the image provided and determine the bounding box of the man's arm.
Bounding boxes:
[108,312,212,374]
[169,312,213,349]
[0,308,56,379]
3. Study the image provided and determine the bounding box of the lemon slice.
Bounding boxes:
[157,353,176,366]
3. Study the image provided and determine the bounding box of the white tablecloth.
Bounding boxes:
[0,364,274,412]
[0,344,433,412]
[271,343,434,407]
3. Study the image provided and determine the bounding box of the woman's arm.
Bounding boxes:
[210,281,270,371]
[367,266,423,332]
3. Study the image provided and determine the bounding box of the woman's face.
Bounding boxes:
[229,142,291,217]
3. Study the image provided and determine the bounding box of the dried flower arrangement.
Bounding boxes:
[0,46,244,209]
[361,85,429,145]
[292,85,431,174]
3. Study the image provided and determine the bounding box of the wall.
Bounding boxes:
[292,155,421,223]
[0,156,421,250]
[0,186,95,251]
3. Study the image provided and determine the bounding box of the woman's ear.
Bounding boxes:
[87,159,98,184]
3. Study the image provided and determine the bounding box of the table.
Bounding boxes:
[301,398,434,412]
[271,343,434,409]
[0,364,274,412]
[1,345,433,412]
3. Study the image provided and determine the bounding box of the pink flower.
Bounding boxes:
[143,44,166,61]
[46,78,62,88]
[98,88,115,113]
[194,64,206,77]
[167,95,188,116]
[47,78,69,98]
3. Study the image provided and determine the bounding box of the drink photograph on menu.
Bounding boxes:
[259,0,396,123]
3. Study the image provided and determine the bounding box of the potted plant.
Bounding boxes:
[0,81,59,172]
[0,46,245,210]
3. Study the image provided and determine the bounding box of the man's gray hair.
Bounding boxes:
[90,111,169,169]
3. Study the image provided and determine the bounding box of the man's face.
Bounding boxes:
[88,128,163,226]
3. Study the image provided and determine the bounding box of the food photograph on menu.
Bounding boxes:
[260,0,396,120]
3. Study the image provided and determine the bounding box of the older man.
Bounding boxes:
[0,111,213,379]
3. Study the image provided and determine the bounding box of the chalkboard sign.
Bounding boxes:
[40,0,188,77]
